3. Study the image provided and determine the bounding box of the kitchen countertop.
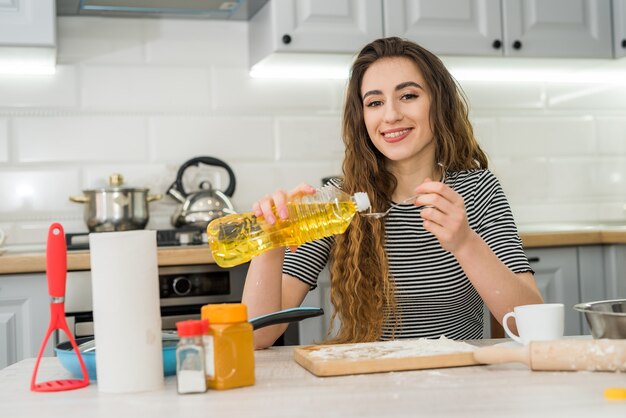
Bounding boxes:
[1,223,626,275]
[1,341,624,418]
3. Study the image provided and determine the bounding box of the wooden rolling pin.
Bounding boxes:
[474,339,626,372]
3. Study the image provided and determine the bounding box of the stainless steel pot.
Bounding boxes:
[70,174,162,232]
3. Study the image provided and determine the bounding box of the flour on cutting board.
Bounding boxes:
[308,336,476,360]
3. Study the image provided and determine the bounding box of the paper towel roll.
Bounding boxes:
[89,230,164,393]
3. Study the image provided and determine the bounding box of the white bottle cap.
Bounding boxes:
[353,192,371,212]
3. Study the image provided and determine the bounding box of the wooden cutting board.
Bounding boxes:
[293,338,480,377]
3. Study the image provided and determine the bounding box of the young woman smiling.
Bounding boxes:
[242,37,543,349]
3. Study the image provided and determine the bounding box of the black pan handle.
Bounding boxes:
[175,156,236,197]
[249,307,324,330]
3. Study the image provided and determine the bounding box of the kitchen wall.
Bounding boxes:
[1,17,626,245]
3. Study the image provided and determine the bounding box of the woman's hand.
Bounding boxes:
[413,178,473,254]
[252,183,316,223]
[251,183,316,252]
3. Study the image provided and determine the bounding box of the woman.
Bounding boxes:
[242,37,543,349]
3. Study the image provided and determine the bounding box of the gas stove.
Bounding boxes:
[65,228,207,251]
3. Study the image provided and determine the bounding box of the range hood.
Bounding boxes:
[56,0,268,20]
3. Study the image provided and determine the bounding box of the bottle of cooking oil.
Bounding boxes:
[206,185,370,268]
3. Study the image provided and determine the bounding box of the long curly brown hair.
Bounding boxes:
[327,37,488,344]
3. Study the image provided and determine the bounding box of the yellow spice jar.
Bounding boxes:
[200,303,255,390]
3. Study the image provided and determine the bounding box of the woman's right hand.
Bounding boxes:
[252,183,316,224]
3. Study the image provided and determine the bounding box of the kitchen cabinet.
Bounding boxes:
[0,0,56,71]
[524,247,583,335]
[614,0,626,58]
[0,273,53,369]
[248,0,383,68]
[603,244,626,299]
[384,0,613,58]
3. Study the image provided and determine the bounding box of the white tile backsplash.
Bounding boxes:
[0,118,8,162]
[211,67,341,112]
[277,116,344,161]
[596,117,626,155]
[0,66,78,108]
[0,169,80,212]
[497,117,595,158]
[14,116,147,162]
[1,17,625,244]
[57,16,146,64]
[81,66,211,111]
[149,116,274,162]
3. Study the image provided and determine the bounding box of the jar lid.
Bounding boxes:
[201,303,247,324]
[176,319,206,337]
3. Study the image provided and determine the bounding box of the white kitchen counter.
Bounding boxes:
[1,342,625,418]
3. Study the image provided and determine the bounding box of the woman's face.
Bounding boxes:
[361,57,435,166]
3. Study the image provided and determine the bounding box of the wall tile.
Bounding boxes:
[596,117,626,155]
[277,116,343,161]
[14,116,147,162]
[547,159,598,199]
[513,202,599,225]
[81,66,211,111]
[149,116,274,162]
[0,66,77,108]
[491,158,551,203]
[460,82,545,109]
[497,117,595,158]
[145,20,248,67]
[591,158,626,196]
[212,68,340,112]
[0,169,80,212]
[547,84,626,109]
[0,118,8,162]
[57,17,145,64]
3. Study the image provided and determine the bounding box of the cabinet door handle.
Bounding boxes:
[512,40,522,50]
[622,39,626,49]
[527,257,540,263]
[492,39,502,49]
[282,34,292,45]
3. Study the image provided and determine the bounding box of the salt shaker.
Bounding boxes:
[175,320,208,394]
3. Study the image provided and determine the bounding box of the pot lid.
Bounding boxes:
[82,173,149,193]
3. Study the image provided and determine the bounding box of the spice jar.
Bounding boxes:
[175,320,208,394]
[201,303,255,390]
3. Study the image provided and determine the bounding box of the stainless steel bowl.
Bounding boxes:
[573,299,626,339]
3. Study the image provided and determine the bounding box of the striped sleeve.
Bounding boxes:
[282,236,333,289]
[469,170,532,274]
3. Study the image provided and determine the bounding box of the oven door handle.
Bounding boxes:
[249,307,324,330]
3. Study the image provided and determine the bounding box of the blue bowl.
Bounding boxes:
[55,337,177,381]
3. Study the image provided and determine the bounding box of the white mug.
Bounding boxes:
[502,303,564,345]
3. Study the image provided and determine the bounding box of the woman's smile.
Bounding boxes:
[382,127,413,143]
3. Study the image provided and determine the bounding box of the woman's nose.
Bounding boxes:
[383,102,402,123]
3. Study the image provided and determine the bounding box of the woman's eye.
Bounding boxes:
[401,93,418,100]
[366,100,383,108]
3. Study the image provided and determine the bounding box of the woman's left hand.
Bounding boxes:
[413,178,473,253]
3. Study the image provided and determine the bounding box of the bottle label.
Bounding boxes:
[203,335,215,378]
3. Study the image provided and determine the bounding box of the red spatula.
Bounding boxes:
[30,223,90,392]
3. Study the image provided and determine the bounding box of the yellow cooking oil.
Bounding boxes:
[206,187,370,268]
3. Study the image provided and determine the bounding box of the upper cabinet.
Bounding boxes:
[384,0,613,58]
[0,0,56,72]
[615,0,626,58]
[249,0,383,67]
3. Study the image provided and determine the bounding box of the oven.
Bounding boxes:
[59,262,299,346]
[60,263,247,341]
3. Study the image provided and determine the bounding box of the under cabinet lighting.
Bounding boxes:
[0,63,56,76]
[250,53,354,80]
[250,54,626,85]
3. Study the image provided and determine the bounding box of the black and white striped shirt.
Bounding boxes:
[283,169,532,340]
